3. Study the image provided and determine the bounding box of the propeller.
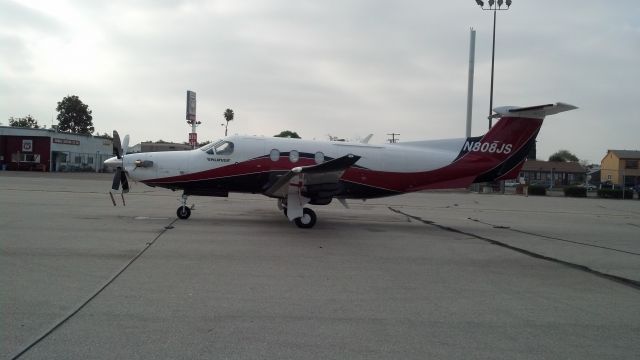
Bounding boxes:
[109,130,130,205]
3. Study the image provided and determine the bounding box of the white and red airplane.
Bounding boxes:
[105,102,576,228]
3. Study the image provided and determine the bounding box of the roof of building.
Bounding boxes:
[0,125,111,140]
[607,150,640,159]
[522,160,585,173]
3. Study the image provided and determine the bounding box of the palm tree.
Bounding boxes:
[223,108,234,136]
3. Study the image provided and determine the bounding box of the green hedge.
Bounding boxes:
[528,185,547,196]
[564,186,587,197]
[597,189,634,199]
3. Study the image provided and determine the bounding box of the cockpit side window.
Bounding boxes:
[200,140,231,155]
[200,142,217,152]
[215,141,234,155]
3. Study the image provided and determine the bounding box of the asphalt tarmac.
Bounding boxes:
[1,172,639,359]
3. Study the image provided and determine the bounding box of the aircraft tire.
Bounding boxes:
[294,208,317,229]
[177,206,191,219]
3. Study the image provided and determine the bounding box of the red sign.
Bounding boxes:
[189,133,197,147]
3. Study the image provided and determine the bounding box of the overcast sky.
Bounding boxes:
[1,0,639,163]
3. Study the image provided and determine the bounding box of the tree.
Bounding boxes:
[98,132,113,140]
[9,115,39,128]
[223,108,234,136]
[548,149,579,162]
[56,95,94,134]
[274,130,300,139]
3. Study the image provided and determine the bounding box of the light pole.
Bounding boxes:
[474,0,512,129]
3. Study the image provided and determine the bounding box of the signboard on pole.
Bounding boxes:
[189,132,198,148]
[186,90,196,121]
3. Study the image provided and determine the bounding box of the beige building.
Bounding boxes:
[600,150,640,187]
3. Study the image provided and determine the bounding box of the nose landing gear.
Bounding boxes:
[177,193,192,219]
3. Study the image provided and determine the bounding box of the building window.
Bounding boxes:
[88,157,94,164]
[625,160,638,169]
[20,153,41,162]
[607,175,612,180]
[75,156,82,164]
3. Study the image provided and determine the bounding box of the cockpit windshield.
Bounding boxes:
[199,140,234,155]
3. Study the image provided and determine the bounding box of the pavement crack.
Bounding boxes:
[10,218,179,360]
[467,217,640,256]
[388,207,640,291]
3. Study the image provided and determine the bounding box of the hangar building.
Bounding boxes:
[0,126,113,172]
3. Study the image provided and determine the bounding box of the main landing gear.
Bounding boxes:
[294,208,317,229]
[279,198,317,229]
[177,193,192,219]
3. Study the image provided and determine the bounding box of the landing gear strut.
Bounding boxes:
[177,193,191,219]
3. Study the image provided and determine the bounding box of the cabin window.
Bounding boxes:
[270,149,280,162]
[289,150,299,163]
[314,152,324,164]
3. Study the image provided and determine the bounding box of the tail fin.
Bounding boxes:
[459,103,577,183]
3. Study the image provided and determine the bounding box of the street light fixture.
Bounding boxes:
[474,0,513,129]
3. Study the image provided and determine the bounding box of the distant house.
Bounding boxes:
[600,150,640,187]
[519,160,585,187]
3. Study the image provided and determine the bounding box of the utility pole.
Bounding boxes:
[473,0,513,129]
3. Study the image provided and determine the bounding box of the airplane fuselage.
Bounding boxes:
[112,134,496,200]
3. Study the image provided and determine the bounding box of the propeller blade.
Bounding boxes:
[121,170,130,193]
[113,130,122,159]
[112,167,122,191]
[122,135,130,156]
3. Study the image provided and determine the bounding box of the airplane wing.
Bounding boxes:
[263,154,361,198]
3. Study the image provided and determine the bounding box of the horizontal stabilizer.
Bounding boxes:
[491,102,578,119]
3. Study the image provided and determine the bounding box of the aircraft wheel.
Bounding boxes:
[294,208,317,229]
[177,206,191,219]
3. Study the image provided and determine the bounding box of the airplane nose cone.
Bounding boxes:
[104,156,121,169]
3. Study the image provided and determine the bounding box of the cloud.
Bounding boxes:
[1,0,638,163]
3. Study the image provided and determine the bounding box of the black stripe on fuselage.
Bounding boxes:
[145,171,399,200]
[472,131,538,183]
